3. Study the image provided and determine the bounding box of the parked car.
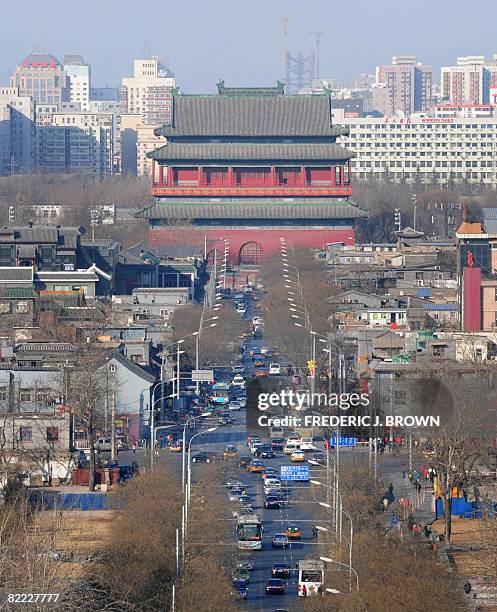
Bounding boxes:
[94,437,112,452]
[191,452,212,463]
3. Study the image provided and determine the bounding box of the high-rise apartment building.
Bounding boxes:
[376,55,433,116]
[441,55,497,105]
[36,110,114,177]
[10,48,68,108]
[120,57,175,125]
[63,55,90,111]
[0,87,35,175]
[120,57,175,175]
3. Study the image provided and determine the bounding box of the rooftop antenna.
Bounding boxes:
[308,28,323,80]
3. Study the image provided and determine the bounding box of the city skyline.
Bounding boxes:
[1,0,497,92]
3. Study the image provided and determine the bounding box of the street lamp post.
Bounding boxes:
[320,556,359,593]
[312,478,355,593]
[181,413,212,492]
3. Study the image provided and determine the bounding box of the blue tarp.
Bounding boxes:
[436,497,497,519]
[28,490,108,511]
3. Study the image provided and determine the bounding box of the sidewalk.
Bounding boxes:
[377,451,436,534]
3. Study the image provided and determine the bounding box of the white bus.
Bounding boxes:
[236,514,263,550]
[298,559,325,596]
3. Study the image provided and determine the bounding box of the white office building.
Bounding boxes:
[64,55,90,111]
[334,109,497,187]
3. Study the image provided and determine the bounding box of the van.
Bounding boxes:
[300,437,316,452]
[94,437,112,452]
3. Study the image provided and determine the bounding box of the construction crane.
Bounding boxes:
[308,28,323,80]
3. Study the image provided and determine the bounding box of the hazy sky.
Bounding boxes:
[1,0,496,92]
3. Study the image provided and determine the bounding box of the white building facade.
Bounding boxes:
[63,56,91,111]
[334,109,497,187]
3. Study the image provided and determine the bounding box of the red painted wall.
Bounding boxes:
[149,226,355,264]
[463,266,482,331]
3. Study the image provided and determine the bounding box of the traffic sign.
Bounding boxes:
[330,436,357,447]
[280,465,309,481]
[191,369,214,381]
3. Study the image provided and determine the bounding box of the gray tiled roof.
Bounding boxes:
[0,267,33,282]
[0,226,81,248]
[150,142,354,162]
[158,95,349,138]
[35,271,98,282]
[136,201,368,220]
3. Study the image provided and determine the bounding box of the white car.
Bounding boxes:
[236,305,247,315]
[229,400,242,411]
[237,397,247,408]
[300,437,316,452]
[268,363,281,376]
[231,374,245,387]
[264,478,282,489]
[252,316,264,326]
[260,346,270,355]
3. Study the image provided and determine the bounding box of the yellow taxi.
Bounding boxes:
[284,524,302,540]
[169,441,183,453]
[290,450,305,462]
[247,460,265,473]
[253,369,268,377]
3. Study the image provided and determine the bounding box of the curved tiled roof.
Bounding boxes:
[149,142,354,161]
[157,94,349,138]
[136,201,368,220]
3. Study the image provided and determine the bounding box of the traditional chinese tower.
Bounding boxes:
[137,82,366,271]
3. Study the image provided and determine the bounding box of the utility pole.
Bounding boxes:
[110,392,116,461]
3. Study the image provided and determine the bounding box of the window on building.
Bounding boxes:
[19,426,32,442]
[15,302,28,314]
[109,364,117,373]
[46,427,59,442]
[20,390,32,402]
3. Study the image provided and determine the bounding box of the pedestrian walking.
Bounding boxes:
[382,497,389,512]
[132,442,136,454]
[312,526,318,539]
[416,482,422,494]
[302,584,307,597]
[388,482,394,496]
